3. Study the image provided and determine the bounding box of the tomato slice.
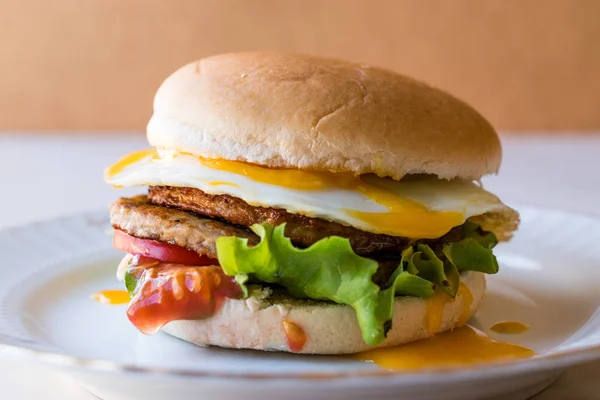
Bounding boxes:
[113,229,216,265]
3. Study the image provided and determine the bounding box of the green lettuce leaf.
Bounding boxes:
[395,245,460,297]
[388,247,436,297]
[216,223,433,345]
[216,222,500,346]
[124,270,138,297]
[460,221,498,249]
[417,244,460,297]
[443,238,499,274]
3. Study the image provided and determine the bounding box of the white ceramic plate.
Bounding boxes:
[1,207,600,400]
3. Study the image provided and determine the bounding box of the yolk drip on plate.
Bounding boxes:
[356,285,534,370]
[490,321,530,334]
[354,325,535,370]
[105,149,465,238]
[91,290,130,305]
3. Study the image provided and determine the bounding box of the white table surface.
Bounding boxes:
[1,132,600,399]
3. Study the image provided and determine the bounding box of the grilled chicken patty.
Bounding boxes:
[148,186,416,256]
[110,196,258,259]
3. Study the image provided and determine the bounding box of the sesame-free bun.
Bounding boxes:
[162,271,485,354]
[147,52,501,181]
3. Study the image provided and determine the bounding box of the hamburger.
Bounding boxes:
[104,52,518,354]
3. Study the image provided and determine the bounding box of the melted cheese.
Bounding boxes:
[490,321,530,334]
[105,149,511,239]
[91,290,130,305]
[354,325,535,370]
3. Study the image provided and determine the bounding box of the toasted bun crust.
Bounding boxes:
[147,52,501,181]
[162,271,485,354]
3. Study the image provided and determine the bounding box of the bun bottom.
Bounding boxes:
[162,271,486,354]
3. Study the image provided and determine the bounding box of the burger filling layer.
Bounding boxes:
[105,149,514,239]
[111,189,501,345]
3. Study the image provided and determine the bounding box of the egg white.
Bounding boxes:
[105,150,510,238]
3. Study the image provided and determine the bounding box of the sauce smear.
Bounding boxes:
[91,290,130,305]
[355,325,534,370]
[126,259,242,334]
[490,321,530,334]
[282,320,307,352]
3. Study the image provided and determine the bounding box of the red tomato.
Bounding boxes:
[113,229,216,266]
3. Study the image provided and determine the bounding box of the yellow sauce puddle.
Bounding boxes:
[91,290,130,305]
[490,321,530,334]
[355,325,535,370]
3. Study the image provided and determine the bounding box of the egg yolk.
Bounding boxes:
[354,325,535,370]
[456,283,475,326]
[105,149,157,179]
[105,149,465,238]
[490,321,530,334]
[196,155,357,191]
[347,180,463,239]
[91,290,130,305]
[360,284,534,371]
[426,282,474,334]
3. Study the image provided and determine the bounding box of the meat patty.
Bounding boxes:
[110,195,465,286]
[110,196,258,259]
[148,186,414,256]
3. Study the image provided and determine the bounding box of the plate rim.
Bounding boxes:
[1,206,600,382]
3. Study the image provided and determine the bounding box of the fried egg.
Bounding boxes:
[104,149,511,239]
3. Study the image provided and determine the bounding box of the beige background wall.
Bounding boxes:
[1,0,599,131]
